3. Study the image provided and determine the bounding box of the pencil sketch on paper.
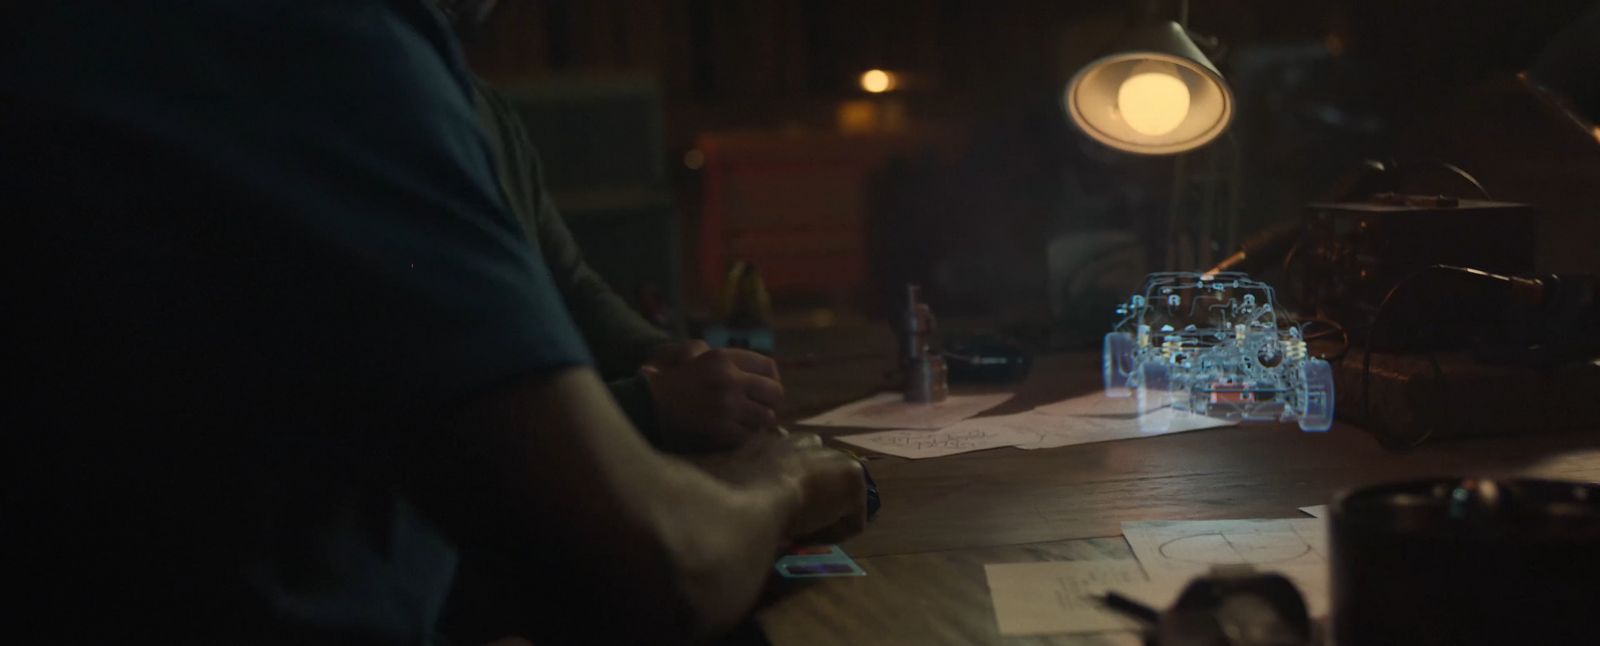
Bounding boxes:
[1156,531,1313,565]
[870,427,1019,451]
[1118,518,1332,618]
[797,392,1014,429]
[1123,518,1328,575]
[984,560,1150,637]
[834,425,1038,459]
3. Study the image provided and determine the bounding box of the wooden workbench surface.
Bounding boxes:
[760,339,1600,645]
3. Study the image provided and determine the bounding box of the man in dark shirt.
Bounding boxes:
[1,2,864,643]
[472,78,785,450]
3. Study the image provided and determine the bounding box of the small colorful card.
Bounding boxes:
[774,544,867,578]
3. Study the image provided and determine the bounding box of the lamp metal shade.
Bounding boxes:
[1066,21,1234,155]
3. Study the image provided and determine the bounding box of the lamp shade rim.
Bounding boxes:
[1064,22,1236,156]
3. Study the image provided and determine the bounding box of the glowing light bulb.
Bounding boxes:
[1117,62,1190,136]
[860,69,894,94]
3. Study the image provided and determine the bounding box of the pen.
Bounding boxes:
[1099,591,1161,627]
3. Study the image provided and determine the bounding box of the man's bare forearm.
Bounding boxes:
[411,367,800,640]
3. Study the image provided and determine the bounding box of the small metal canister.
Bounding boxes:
[900,284,947,403]
[905,352,948,403]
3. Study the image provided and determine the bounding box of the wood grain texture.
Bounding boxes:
[760,346,1600,644]
[788,353,1600,558]
[832,421,1600,557]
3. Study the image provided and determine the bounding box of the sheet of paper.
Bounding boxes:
[834,424,1037,459]
[984,560,1150,637]
[1299,504,1328,518]
[940,408,1233,451]
[1120,518,1330,617]
[795,391,1013,430]
[1033,390,1166,417]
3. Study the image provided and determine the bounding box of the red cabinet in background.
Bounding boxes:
[695,129,959,309]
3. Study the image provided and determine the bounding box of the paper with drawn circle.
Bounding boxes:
[1156,531,1312,564]
[1119,517,1331,617]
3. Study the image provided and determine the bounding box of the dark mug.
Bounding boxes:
[1330,478,1600,646]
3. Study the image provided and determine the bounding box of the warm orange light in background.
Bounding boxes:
[836,98,907,133]
[860,69,897,93]
[1324,33,1347,57]
[837,99,879,133]
[683,148,705,170]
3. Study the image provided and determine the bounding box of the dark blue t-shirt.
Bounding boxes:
[2,1,589,643]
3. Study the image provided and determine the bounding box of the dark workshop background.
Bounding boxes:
[463,0,1600,337]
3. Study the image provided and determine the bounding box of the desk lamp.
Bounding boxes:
[1064,20,1234,156]
[1063,5,1237,270]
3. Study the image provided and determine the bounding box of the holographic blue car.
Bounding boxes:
[1103,272,1334,432]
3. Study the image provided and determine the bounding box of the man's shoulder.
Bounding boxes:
[471,77,540,165]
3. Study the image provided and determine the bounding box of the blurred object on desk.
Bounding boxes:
[943,333,1032,384]
[1144,567,1318,646]
[702,260,774,354]
[1332,478,1600,646]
